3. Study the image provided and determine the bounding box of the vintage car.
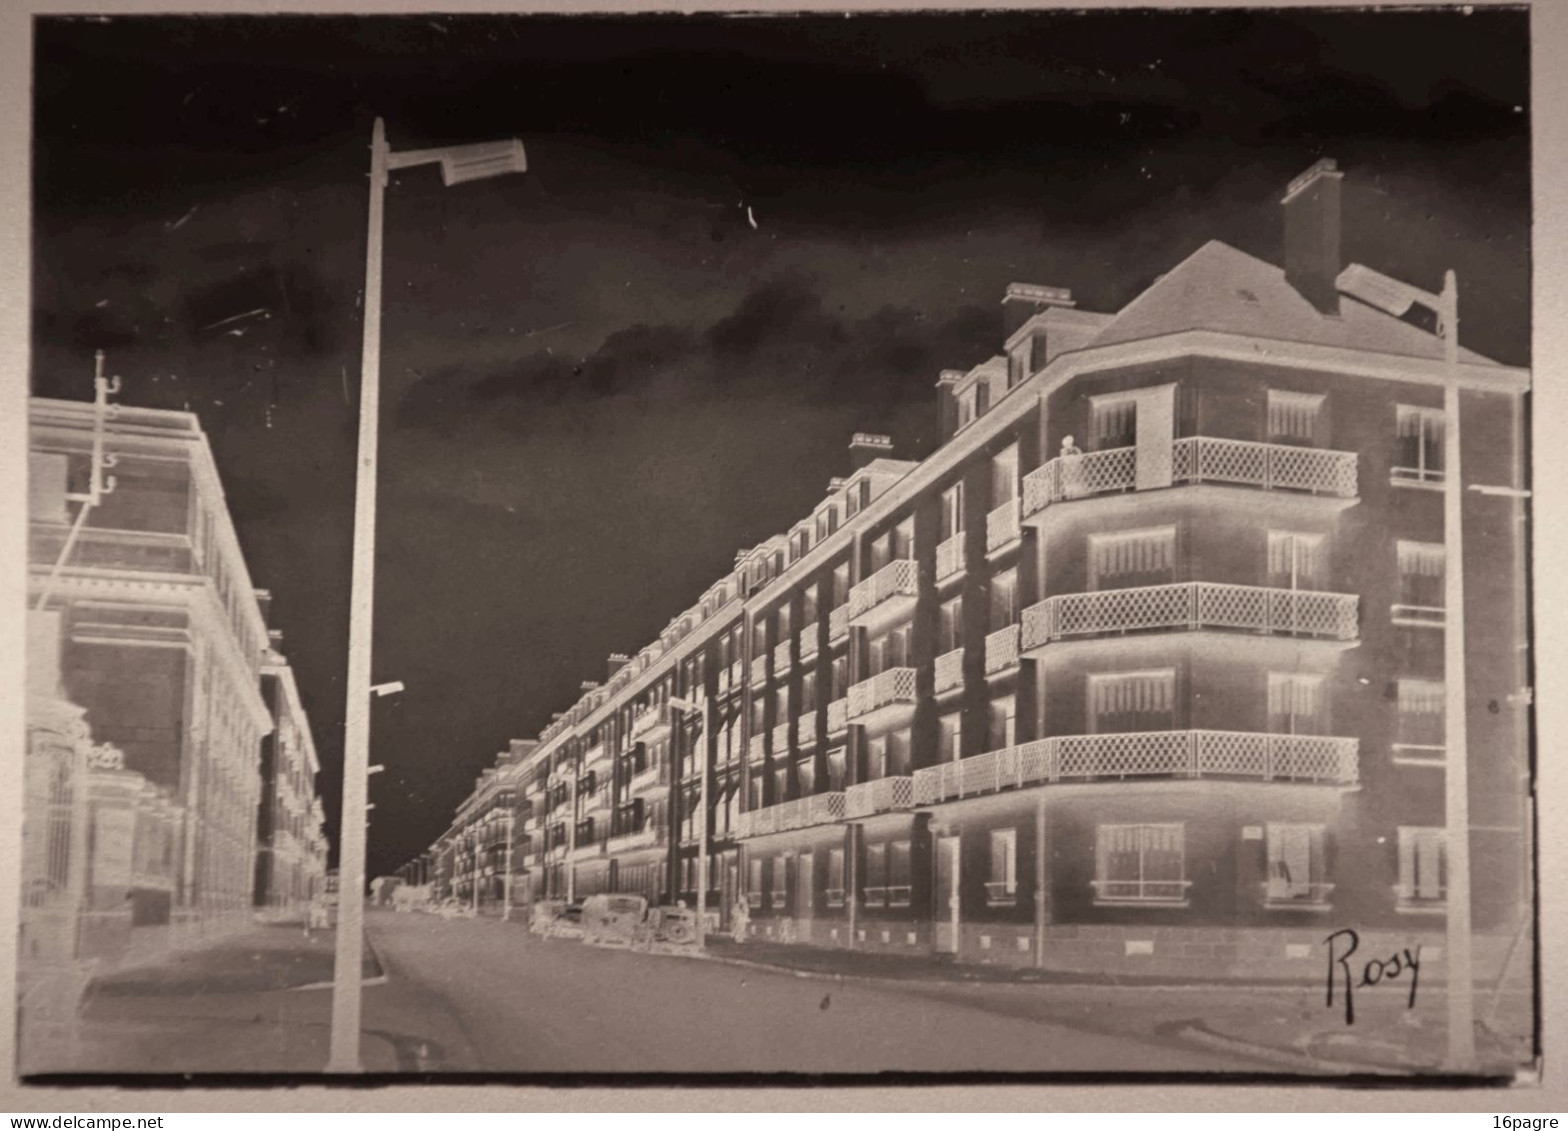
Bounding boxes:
[580,894,648,946]
[631,903,698,949]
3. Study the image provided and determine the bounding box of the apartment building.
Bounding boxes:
[254,633,329,915]
[424,160,1531,979]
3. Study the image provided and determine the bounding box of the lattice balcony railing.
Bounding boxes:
[933,647,965,694]
[986,497,1021,554]
[935,532,966,582]
[826,697,849,735]
[844,775,916,818]
[848,559,918,621]
[828,605,849,642]
[984,624,1020,673]
[847,667,918,719]
[773,639,793,674]
[1021,582,1358,649]
[798,626,819,665]
[911,730,1358,804]
[735,791,846,838]
[1022,437,1357,519]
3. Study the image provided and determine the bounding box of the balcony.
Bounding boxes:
[986,497,1021,554]
[771,719,792,757]
[984,624,1020,675]
[631,704,671,742]
[935,532,966,584]
[1022,583,1359,651]
[844,775,915,818]
[798,626,819,665]
[934,647,965,695]
[798,710,819,748]
[911,731,1358,805]
[733,791,847,839]
[848,559,918,631]
[583,743,609,770]
[609,824,665,852]
[828,605,849,643]
[847,667,918,726]
[748,733,766,763]
[773,638,793,675]
[569,839,604,863]
[628,760,665,796]
[1021,436,1359,521]
[750,653,769,687]
[826,697,849,736]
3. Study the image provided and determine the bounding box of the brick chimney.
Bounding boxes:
[1002,283,1075,339]
[607,652,631,680]
[1282,158,1343,316]
[848,432,894,470]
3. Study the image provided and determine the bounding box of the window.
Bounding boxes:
[1267,531,1326,590]
[987,829,1018,904]
[1090,395,1137,451]
[1008,344,1029,389]
[802,583,819,626]
[939,596,964,654]
[1395,541,1445,623]
[987,693,1017,751]
[940,711,963,762]
[1089,670,1175,733]
[869,623,911,674]
[1268,672,1325,736]
[1395,679,1446,764]
[989,568,1018,631]
[827,848,846,906]
[864,843,888,906]
[752,621,768,655]
[991,443,1019,506]
[1397,827,1447,909]
[887,841,912,906]
[957,386,979,431]
[769,857,789,907]
[832,563,850,607]
[747,776,764,811]
[866,734,887,779]
[747,858,763,907]
[796,756,816,796]
[776,604,791,640]
[1094,824,1187,903]
[800,671,818,715]
[1394,405,1445,484]
[826,747,847,792]
[1089,526,1177,589]
[887,728,912,777]
[892,517,915,561]
[749,699,765,734]
[940,483,965,540]
[1265,824,1330,905]
[869,532,890,573]
[1267,389,1325,447]
[773,687,788,723]
[831,655,849,700]
[772,765,788,804]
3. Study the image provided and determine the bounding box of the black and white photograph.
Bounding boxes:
[10,0,1547,1094]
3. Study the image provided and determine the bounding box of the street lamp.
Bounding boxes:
[668,696,708,949]
[1336,262,1474,1070]
[327,118,527,1075]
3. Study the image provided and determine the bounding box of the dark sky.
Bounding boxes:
[30,9,1530,878]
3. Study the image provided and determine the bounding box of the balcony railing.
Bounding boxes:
[912,730,1359,804]
[848,559,918,623]
[734,791,847,838]
[798,710,819,748]
[772,720,792,757]
[1021,436,1359,518]
[984,624,1020,674]
[1263,880,1335,908]
[628,760,664,795]
[844,775,915,818]
[828,605,849,642]
[826,697,849,736]
[773,639,793,675]
[798,626,819,665]
[583,744,609,769]
[1022,582,1359,649]
[986,497,1021,554]
[934,647,964,694]
[847,667,918,720]
[631,705,670,741]
[609,824,665,851]
[935,532,966,583]
[1391,604,1445,628]
[750,653,769,686]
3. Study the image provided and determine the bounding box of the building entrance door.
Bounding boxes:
[934,835,960,954]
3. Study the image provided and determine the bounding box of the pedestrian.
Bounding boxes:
[731,895,750,944]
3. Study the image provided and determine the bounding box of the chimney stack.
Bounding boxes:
[848,432,894,471]
[607,652,631,680]
[1002,283,1075,339]
[1282,158,1343,316]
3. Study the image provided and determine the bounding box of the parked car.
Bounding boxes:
[580,894,648,947]
[632,903,698,949]
[550,901,585,939]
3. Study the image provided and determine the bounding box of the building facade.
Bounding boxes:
[254,635,328,915]
[419,161,1531,980]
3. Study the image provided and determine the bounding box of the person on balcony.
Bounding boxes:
[1059,435,1087,499]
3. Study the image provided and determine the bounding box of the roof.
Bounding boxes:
[1088,240,1501,367]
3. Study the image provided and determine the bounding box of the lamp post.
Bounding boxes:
[327,118,526,1074]
[1336,262,1473,1069]
[668,696,708,949]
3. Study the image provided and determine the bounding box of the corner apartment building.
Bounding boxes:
[28,397,292,929]
[426,160,1531,978]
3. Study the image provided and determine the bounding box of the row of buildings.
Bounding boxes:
[407,160,1532,979]
[23,384,330,966]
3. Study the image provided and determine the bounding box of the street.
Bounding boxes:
[50,910,1255,1076]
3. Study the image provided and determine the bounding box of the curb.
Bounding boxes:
[291,925,391,992]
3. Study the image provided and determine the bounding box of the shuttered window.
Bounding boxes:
[1397,541,1445,609]
[1094,824,1186,902]
[1268,672,1325,735]
[1395,406,1445,483]
[1090,396,1137,450]
[1398,827,1446,904]
[1265,824,1327,902]
[1090,526,1176,588]
[1088,670,1175,733]
[1395,679,1446,760]
[1267,531,1326,589]
[1267,389,1325,446]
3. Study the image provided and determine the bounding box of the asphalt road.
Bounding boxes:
[357,910,1241,1074]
